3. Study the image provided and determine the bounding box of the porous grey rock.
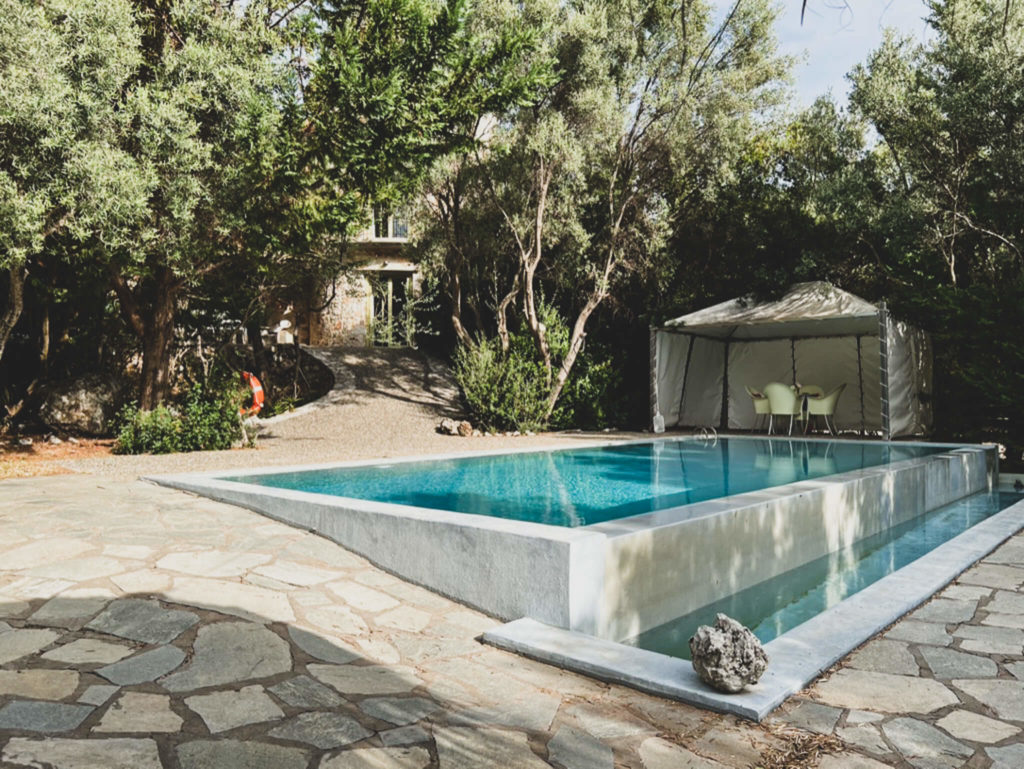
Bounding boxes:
[39,373,125,436]
[688,613,768,693]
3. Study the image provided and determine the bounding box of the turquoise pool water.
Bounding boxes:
[624,490,1018,660]
[224,437,946,528]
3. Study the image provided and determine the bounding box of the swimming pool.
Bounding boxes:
[151,434,1000,718]
[221,438,946,528]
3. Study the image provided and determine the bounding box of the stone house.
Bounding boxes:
[290,205,421,347]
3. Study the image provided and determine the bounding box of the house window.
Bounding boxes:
[372,204,409,240]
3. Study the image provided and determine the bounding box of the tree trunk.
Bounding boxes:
[0,265,27,365]
[544,292,603,420]
[139,269,178,410]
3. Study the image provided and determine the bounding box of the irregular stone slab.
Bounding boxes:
[959,564,1024,590]
[98,645,185,685]
[638,736,719,769]
[691,726,777,767]
[911,598,978,624]
[1,576,75,602]
[285,535,366,569]
[94,692,183,733]
[310,663,421,695]
[320,747,432,769]
[0,670,79,700]
[777,700,842,735]
[952,678,1024,720]
[374,606,432,633]
[328,582,400,613]
[935,709,1020,744]
[30,588,115,626]
[986,589,1024,614]
[1007,661,1024,680]
[885,621,953,647]
[986,537,1024,565]
[268,711,372,749]
[846,710,885,725]
[818,754,895,769]
[43,638,134,665]
[451,690,562,732]
[161,622,291,692]
[0,701,93,732]
[849,639,919,676]
[110,569,172,594]
[156,550,272,578]
[253,561,343,586]
[1,538,94,570]
[812,669,958,713]
[0,628,60,664]
[942,584,992,601]
[306,605,370,637]
[548,726,614,769]
[359,696,441,726]
[2,737,161,769]
[953,625,1024,655]
[163,577,295,623]
[86,598,198,644]
[882,717,971,769]
[27,557,126,581]
[565,703,659,739]
[177,739,309,769]
[356,637,401,665]
[103,544,154,560]
[988,744,1024,769]
[0,598,31,617]
[921,646,998,679]
[982,613,1024,629]
[434,727,550,769]
[289,626,360,664]
[836,724,889,754]
[185,685,285,733]
[381,725,430,746]
[269,675,344,709]
[79,684,119,706]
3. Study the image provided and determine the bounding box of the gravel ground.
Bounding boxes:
[57,347,641,479]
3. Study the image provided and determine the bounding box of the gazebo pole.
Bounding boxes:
[879,302,892,441]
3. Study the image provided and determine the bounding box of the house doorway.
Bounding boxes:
[369,271,413,347]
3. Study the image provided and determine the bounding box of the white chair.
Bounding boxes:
[763,382,802,435]
[806,384,847,435]
[745,385,770,431]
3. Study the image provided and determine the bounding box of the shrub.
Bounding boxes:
[113,404,181,454]
[454,337,550,432]
[113,378,243,454]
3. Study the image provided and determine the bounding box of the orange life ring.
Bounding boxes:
[241,371,265,416]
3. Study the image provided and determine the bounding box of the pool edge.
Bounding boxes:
[482,495,1024,721]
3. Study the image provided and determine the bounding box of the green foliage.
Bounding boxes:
[113,379,242,455]
[113,405,182,455]
[453,337,549,432]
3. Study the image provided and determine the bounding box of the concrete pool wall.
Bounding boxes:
[150,437,995,644]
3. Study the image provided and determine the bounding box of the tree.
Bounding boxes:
[423,0,791,422]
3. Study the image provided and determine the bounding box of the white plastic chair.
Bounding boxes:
[763,382,802,435]
[806,384,847,435]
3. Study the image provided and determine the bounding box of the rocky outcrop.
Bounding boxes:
[438,418,474,437]
[39,374,125,436]
[689,614,768,693]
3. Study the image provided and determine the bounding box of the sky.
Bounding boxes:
[747,0,934,107]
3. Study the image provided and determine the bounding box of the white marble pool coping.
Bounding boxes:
[483,495,1024,721]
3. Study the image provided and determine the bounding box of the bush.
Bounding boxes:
[454,337,550,432]
[113,405,182,454]
[113,378,243,455]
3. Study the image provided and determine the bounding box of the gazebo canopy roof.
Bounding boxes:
[661,281,880,340]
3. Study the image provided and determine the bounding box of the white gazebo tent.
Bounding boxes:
[650,282,932,438]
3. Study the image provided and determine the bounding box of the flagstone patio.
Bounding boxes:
[1,473,1023,768]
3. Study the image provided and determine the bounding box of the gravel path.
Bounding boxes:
[58,347,622,479]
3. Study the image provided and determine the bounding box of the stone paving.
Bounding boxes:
[772,535,1024,769]
[2,473,1023,768]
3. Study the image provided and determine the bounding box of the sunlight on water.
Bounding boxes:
[224,437,945,527]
